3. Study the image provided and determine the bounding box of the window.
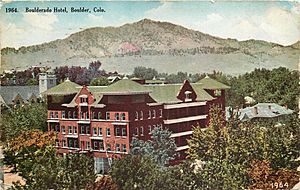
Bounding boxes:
[135,111,139,120]
[80,141,85,149]
[56,125,60,132]
[116,144,121,152]
[49,79,53,84]
[73,126,77,134]
[41,79,45,85]
[214,89,222,97]
[98,112,101,119]
[68,126,72,134]
[92,112,96,119]
[80,97,88,103]
[107,144,111,151]
[152,110,156,118]
[148,110,151,119]
[86,112,89,119]
[73,111,76,119]
[50,112,54,119]
[55,112,59,118]
[159,109,163,118]
[80,112,84,119]
[62,126,66,134]
[134,127,139,136]
[122,144,127,152]
[140,111,143,120]
[148,125,152,134]
[62,111,65,119]
[106,112,110,120]
[74,140,79,148]
[68,111,72,118]
[98,128,102,136]
[62,140,67,147]
[121,113,126,120]
[81,126,85,134]
[86,127,90,134]
[68,139,73,148]
[122,128,127,136]
[93,128,97,136]
[106,128,111,136]
[86,141,91,149]
[94,141,99,150]
[185,91,192,102]
[115,113,120,120]
[55,140,59,146]
[116,128,120,136]
[140,126,144,136]
[99,142,104,150]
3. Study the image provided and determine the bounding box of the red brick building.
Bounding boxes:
[44,76,229,173]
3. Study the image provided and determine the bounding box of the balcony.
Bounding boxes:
[65,134,78,138]
[164,102,206,109]
[79,102,88,107]
[170,131,193,138]
[90,136,103,140]
[164,115,207,125]
[47,119,59,123]
[176,145,189,151]
[77,119,90,124]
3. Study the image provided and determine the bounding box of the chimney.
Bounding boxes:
[253,106,258,115]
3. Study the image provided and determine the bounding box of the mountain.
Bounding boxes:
[1,19,299,74]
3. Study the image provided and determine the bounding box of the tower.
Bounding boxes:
[39,73,57,96]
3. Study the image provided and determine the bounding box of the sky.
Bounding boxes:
[1,1,299,48]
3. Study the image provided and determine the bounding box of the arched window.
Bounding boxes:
[121,113,125,120]
[73,111,76,119]
[140,111,143,120]
[135,111,139,120]
[98,112,102,119]
[148,110,151,119]
[152,110,156,118]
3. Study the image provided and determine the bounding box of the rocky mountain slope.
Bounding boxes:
[1,19,299,74]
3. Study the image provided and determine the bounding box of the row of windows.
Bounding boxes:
[57,126,127,137]
[135,109,163,121]
[52,111,126,121]
[58,140,127,152]
[134,124,163,136]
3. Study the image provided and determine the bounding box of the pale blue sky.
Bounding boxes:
[1,1,299,48]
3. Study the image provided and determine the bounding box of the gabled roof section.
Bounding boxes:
[145,84,183,104]
[42,79,81,95]
[197,76,230,90]
[0,85,39,105]
[103,79,151,94]
[191,83,215,101]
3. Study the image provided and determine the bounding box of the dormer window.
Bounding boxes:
[79,95,88,105]
[185,91,192,102]
[214,89,222,97]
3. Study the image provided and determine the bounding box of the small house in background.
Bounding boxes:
[226,103,293,122]
[107,76,121,84]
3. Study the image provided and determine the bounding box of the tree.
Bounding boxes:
[187,106,300,189]
[110,155,158,190]
[130,127,177,167]
[4,130,95,189]
[133,66,158,80]
[0,103,47,142]
[90,77,109,86]
[85,176,118,190]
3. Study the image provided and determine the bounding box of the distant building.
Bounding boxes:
[0,73,57,107]
[226,103,293,122]
[107,76,121,84]
[44,76,229,173]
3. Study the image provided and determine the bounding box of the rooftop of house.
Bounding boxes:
[42,78,80,95]
[0,85,39,105]
[226,103,293,121]
[197,75,230,90]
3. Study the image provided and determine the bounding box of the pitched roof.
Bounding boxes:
[42,79,80,95]
[197,76,230,90]
[226,103,293,121]
[0,85,39,105]
[103,79,150,94]
[191,83,215,101]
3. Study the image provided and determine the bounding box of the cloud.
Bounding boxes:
[88,14,104,22]
[22,12,58,30]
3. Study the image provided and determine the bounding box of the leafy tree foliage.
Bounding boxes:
[85,176,118,190]
[0,103,47,142]
[110,155,158,190]
[130,127,177,167]
[188,106,300,189]
[4,130,95,190]
[90,76,110,86]
[133,66,158,80]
